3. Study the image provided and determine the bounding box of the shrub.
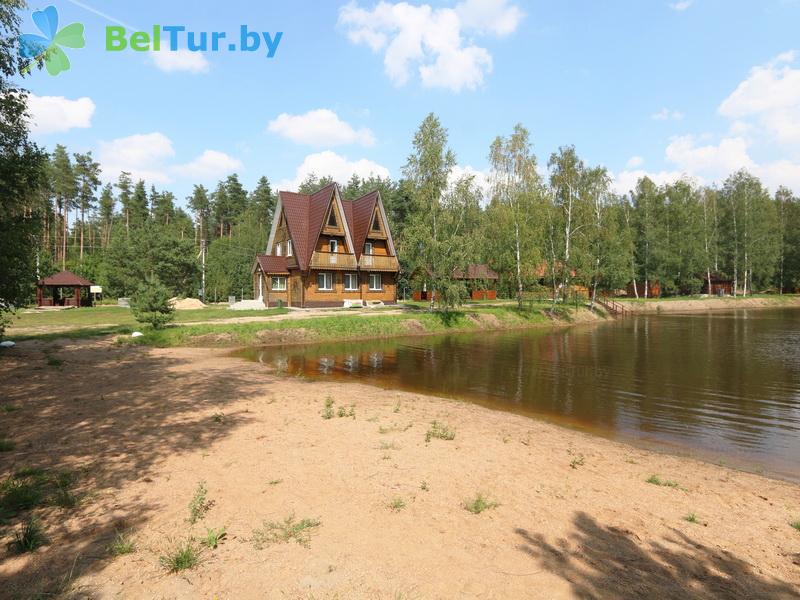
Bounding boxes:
[188,481,211,524]
[425,421,455,442]
[131,276,175,329]
[463,493,499,514]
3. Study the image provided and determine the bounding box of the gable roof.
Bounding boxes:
[253,254,289,275]
[38,270,93,286]
[267,184,393,269]
[453,264,500,281]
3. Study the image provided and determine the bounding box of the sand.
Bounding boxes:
[0,339,799,599]
[621,296,800,313]
[169,297,207,310]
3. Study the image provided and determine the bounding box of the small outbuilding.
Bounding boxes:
[453,264,500,300]
[626,280,661,298]
[36,270,95,307]
[701,273,734,296]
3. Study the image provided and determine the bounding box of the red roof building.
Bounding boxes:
[36,270,96,307]
[252,184,399,308]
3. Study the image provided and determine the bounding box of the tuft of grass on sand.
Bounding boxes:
[684,513,700,524]
[109,531,136,556]
[321,396,335,420]
[790,520,800,532]
[569,454,586,469]
[646,474,680,488]
[8,517,48,553]
[463,493,499,514]
[337,404,356,419]
[200,527,227,549]
[425,421,455,442]
[252,515,321,549]
[388,497,406,511]
[159,540,200,572]
[187,481,212,524]
[420,480,429,491]
[0,468,80,517]
[0,438,15,452]
[2,404,19,412]
[267,478,283,486]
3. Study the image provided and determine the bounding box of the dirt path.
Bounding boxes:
[0,340,798,599]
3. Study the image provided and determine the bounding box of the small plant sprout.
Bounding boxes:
[9,518,47,553]
[212,412,225,424]
[420,480,429,491]
[684,513,699,524]
[201,527,227,549]
[790,520,800,532]
[388,497,406,511]
[159,540,200,572]
[252,515,321,549]
[109,531,136,556]
[267,478,283,486]
[188,481,212,524]
[570,454,586,469]
[322,396,335,420]
[646,475,679,488]
[337,404,356,419]
[0,438,15,452]
[463,493,499,515]
[425,421,455,442]
[393,401,401,413]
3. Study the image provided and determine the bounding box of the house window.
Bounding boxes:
[317,272,333,291]
[364,242,373,255]
[369,273,382,291]
[286,240,292,257]
[271,276,287,291]
[276,242,283,256]
[372,213,381,231]
[328,210,337,228]
[344,273,358,291]
[329,239,338,253]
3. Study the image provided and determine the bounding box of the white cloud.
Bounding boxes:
[151,49,209,73]
[268,109,375,147]
[611,169,689,195]
[665,135,754,179]
[718,50,800,144]
[277,150,390,191]
[172,150,243,180]
[98,132,242,184]
[669,1,693,11]
[26,94,95,135]
[449,164,491,202]
[98,132,175,184]
[651,107,684,121]
[338,0,523,92]
[626,155,644,168]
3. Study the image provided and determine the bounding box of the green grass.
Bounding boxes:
[267,478,283,486]
[646,474,680,488]
[252,515,321,549]
[200,527,227,549]
[388,497,406,511]
[109,531,136,556]
[790,520,800,532]
[321,396,335,420]
[8,517,47,553]
[0,468,79,518]
[463,493,499,514]
[159,540,200,572]
[569,454,586,469]
[425,421,455,442]
[684,513,700,524]
[0,438,15,452]
[187,481,211,524]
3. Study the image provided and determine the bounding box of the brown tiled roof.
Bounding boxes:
[255,255,289,274]
[348,191,379,259]
[453,264,499,280]
[37,270,93,286]
[279,183,337,270]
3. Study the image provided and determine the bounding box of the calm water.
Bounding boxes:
[237,308,800,480]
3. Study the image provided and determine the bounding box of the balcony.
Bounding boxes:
[358,254,400,272]
[309,251,357,270]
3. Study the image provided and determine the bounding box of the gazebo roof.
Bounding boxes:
[37,270,94,287]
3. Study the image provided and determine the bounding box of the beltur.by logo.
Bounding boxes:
[106,25,283,58]
[19,5,85,76]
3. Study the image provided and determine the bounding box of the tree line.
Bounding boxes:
[2,0,799,336]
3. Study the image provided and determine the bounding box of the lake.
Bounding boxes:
[237,308,800,480]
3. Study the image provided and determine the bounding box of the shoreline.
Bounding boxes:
[1,339,798,598]
[619,294,800,313]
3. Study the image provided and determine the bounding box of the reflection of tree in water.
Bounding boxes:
[516,512,799,600]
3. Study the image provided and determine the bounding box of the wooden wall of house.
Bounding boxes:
[301,270,397,306]
[363,239,389,255]
[626,281,661,298]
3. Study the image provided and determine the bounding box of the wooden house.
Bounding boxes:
[411,264,499,301]
[625,280,661,298]
[252,183,399,308]
[701,273,733,296]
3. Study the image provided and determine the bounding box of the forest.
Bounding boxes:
[10,115,800,310]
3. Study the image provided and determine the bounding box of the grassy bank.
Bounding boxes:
[124,304,587,348]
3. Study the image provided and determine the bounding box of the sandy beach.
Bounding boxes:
[0,338,799,599]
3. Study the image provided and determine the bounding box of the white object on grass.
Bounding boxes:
[131,331,144,338]
[0,340,15,348]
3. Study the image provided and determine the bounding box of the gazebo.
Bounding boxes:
[36,270,95,307]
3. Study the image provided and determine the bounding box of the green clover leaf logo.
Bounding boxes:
[19,6,85,76]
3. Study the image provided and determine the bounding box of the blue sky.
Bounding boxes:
[19,0,800,205]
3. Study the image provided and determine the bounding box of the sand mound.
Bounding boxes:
[169,297,206,310]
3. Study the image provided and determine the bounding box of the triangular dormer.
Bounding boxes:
[367,204,387,239]
[322,199,346,237]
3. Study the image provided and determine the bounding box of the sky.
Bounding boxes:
[17,0,800,206]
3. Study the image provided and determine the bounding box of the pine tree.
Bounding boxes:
[73,151,101,261]
[248,176,275,227]
[98,183,115,248]
[116,171,133,234]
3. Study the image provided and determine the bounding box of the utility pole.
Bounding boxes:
[198,238,206,302]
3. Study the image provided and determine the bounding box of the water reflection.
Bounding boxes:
[238,308,800,480]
